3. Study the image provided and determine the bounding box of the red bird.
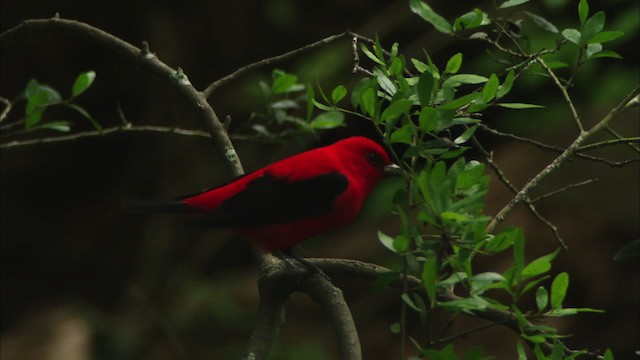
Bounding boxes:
[129,136,400,252]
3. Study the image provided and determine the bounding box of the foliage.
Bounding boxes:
[2,71,99,136]
[296,0,630,358]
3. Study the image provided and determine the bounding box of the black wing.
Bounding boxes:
[186,172,349,227]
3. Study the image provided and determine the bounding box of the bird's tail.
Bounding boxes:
[123,200,199,214]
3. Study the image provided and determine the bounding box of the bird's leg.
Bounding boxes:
[274,250,331,282]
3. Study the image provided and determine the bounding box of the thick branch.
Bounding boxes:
[244,254,293,360]
[300,275,362,360]
[245,255,362,360]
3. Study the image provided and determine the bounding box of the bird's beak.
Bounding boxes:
[383,163,403,177]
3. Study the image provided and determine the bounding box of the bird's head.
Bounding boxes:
[332,136,402,192]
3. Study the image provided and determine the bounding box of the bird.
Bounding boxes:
[127,136,401,253]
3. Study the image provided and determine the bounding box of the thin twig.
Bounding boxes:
[530,178,599,203]
[478,123,638,168]
[471,134,567,248]
[201,30,371,98]
[536,58,584,133]
[577,137,640,152]
[0,97,11,123]
[0,125,211,148]
[604,126,640,153]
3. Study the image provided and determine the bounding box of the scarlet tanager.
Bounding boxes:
[129,136,400,252]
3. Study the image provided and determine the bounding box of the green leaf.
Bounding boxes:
[497,70,515,99]
[331,85,347,103]
[453,9,490,31]
[486,228,517,253]
[442,74,488,88]
[587,50,623,60]
[422,344,456,360]
[66,103,102,130]
[33,120,72,132]
[550,272,569,309]
[378,231,396,253]
[373,67,397,96]
[311,98,334,112]
[71,70,96,98]
[411,58,430,73]
[546,307,604,316]
[445,53,463,74]
[390,124,414,144]
[513,229,526,278]
[310,111,344,129]
[417,71,434,106]
[389,57,404,76]
[25,107,45,129]
[536,286,548,312]
[305,86,315,121]
[440,93,478,110]
[470,272,505,295]
[603,349,614,360]
[361,44,385,66]
[401,293,424,312]
[614,239,640,261]
[562,28,582,44]
[498,0,529,9]
[389,322,401,334]
[272,73,298,94]
[393,235,409,253]
[418,107,438,132]
[361,88,376,117]
[586,43,603,58]
[498,102,544,109]
[516,341,527,360]
[544,60,570,69]
[25,83,63,129]
[381,99,414,122]
[409,0,452,34]
[588,30,624,44]
[582,11,606,42]
[422,250,438,306]
[524,11,559,33]
[521,249,559,279]
[482,74,499,103]
[578,0,589,26]
[454,125,477,145]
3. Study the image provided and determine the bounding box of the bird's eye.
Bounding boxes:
[366,152,384,167]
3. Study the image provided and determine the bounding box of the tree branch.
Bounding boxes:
[201,30,379,98]
[244,254,362,360]
[1,17,244,176]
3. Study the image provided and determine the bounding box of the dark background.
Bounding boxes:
[1,0,638,359]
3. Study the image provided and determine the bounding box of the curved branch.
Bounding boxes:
[244,254,362,360]
[300,275,362,360]
[244,254,294,360]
